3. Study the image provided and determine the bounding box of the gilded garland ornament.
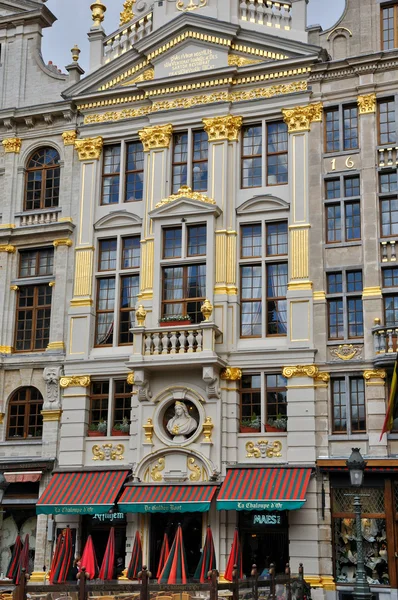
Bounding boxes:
[202,115,243,142]
[138,124,173,152]
[75,137,103,161]
[59,375,91,388]
[357,93,376,115]
[120,0,135,26]
[176,0,207,11]
[156,186,216,208]
[92,444,124,461]
[282,103,323,133]
[2,138,22,153]
[220,367,242,381]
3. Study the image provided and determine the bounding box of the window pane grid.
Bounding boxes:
[266,263,287,335]
[266,374,287,429]
[327,204,341,243]
[327,271,363,340]
[187,225,206,256]
[381,197,398,237]
[125,141,144,202]
[15,285,51,352]
[95,278,115,346]
[119,275,139,345]
[25,148,60,211]
[163,227,182,259]
[113,380,131,427]
[102,145,121,205]
[162,265,206,324]
[241,224,262,258]
[172,133,188,193]
[99,239,117,271]
[241,125,262,188]
[325,109,340,152]
[19,249,54,278]
[122,236,140,269]
[7,387,43,439]
[379,99,396,144]
[267,121,288,185]
[266,222,288,256]
[382,6,395,50]
[192,130,208,191]
[350,377,366,432]
[332,378,347,432]
[239,374,261,432]
[90,381,109,428]
[240,265,262,337]
[343,106,358,150]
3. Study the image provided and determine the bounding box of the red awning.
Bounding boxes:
[4,471,42,483]
[36,470,129,515]
[217,467,312,511]
[118,484,218,513]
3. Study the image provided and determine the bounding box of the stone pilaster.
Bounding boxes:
[0,246,16,354]
[47,240,72,353]
[0,139,21,230]
[220,367,241,469]
[58,375,91,466]
[363,369,388,454]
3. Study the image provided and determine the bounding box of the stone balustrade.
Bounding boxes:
[378,145,398,168]
[104,12,153,64]
[373,325,398,355]
[239,0,292,29]
[15,208,61,227]
[381,239,397,263]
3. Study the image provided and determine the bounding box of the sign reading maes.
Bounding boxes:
[252,513,282,526]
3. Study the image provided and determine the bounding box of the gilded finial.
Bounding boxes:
[120,0,136,26]
[201,299,213,322]
[71,45,81,62]
[136,305,147,327]
[90,1,106,27]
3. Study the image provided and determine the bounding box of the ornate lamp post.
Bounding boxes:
[346,448,373,600]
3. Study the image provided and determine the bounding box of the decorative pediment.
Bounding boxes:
[153,39,230,79]
[94,210,142,230]
[149,189,221,219]
[237,195,290,215]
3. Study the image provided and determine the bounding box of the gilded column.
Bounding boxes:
[67,138,103,359]
[282,103,322,344]
[138,124,173,302]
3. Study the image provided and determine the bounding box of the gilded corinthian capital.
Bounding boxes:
[62,131,77,146]
[202,115,243,142]
[138,124,173,152]
[60,375,91,388]
[357,93,376,114]
[282,103,323,133]
[2,138,22,153]
[220,367,242,381]
[74,137,103,160]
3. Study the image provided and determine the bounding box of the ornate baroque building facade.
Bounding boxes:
[0,0,398,597]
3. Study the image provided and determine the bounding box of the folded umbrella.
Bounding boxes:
[127,531,142,580]
[49,527,73,584]
[156,533,169,580]
[194,525,216,583]
[80,535,99,580]
[158,524,188,585]
[6,535,22,581]
[15,534,29,585]
[99,527,115,581]
[224,528,242,582]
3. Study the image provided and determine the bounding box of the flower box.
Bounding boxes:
[160,320,191,327]
[240,425,261,434]
[111,428,129,437]
[87,430,106,438]
[265,424,284,433]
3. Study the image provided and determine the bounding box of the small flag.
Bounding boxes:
[380,356,398,440]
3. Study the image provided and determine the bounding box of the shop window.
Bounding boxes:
[7,387,43,439]
[378,99,396,144]
[239,372,287,434]
[381,4,398,50]
[327,270,363,340]
[240,221,288,338]
[324,105,359,153]
[331,375,366,434]
[95,236,140,347]
[332,486,388,585]
[241,122,288,189]
[172,130,208,193]
[25,147,60,211]
[88,379,131,437]
[161,223,207,324]
[239,510,289,576]
[325,176,361,243]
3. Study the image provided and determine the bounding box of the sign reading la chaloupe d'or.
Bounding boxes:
[154,43,228,79]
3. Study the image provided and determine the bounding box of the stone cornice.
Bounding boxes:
[309,52,398,82]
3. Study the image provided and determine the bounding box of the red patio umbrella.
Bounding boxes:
[99,527,115,581]
[224,528,242,582]
[158,524,188,585]
[80,535,99,580]
[49,527,73,584]
[127,531,142,580]
[6,535,22,581]
[15,534,29,585]
[194,525,216,583]
[156,533,170,580]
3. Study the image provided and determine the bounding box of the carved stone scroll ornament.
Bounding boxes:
[151,457,165,481]
[43,366,63,410]
[92,444,124,461]
[246,440,282,459]
[134,370,152,401]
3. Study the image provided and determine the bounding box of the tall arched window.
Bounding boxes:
[25,147,60,211]
[7,387,43,440]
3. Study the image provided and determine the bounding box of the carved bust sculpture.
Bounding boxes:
[166,401,197,440]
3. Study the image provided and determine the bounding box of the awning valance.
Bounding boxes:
[4,471,42,483]
[118,484,218,513]
[36,470,129,515]
[217,467,312,512]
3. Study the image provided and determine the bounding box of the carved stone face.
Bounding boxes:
[257,441,268,456]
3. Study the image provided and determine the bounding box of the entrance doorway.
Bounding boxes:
[82,514,127,575]
[239,511,289,576]
[150,513,202,577]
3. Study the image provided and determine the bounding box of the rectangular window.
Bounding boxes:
[19,248,54,278]
[325,105,359,152]
[192,130,208,192]
[380,196,398,237]
[327,270,363,340]
[162,265,206,324]
[332,376,366,434]
[241,125,262,188]
[383,267,398,326]
[88,379,132,437]
[102,145,121,205]
[113,380,132,430]
[125,141,144,202]
[240,222,288,338]
[163,227,182,259]
[379,99,396,144]
[239,373,287,434]
[325,175,361,243]
[267,121,288,185]
[95,236,140,347]
[381,5,397,50]
[187,225,206,256]
[15,285,52,352]
[89,381,109,431]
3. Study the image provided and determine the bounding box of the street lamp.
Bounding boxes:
[346,448,372,600]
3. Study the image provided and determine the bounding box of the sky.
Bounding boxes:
[42,0,346,73]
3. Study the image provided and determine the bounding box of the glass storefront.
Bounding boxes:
[239,511,289,576]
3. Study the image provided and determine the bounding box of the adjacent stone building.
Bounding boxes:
[1,0,398,597]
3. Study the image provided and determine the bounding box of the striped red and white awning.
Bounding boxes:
[36,470,129,515]
[217,467,312,511]
[118,484,218,513]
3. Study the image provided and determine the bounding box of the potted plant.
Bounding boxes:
[98,419,107,435]
[266,415,287,433]
[112,417,130,436]
[240,414,261,433]
[87,420,107,437]
[159,315,191,327]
